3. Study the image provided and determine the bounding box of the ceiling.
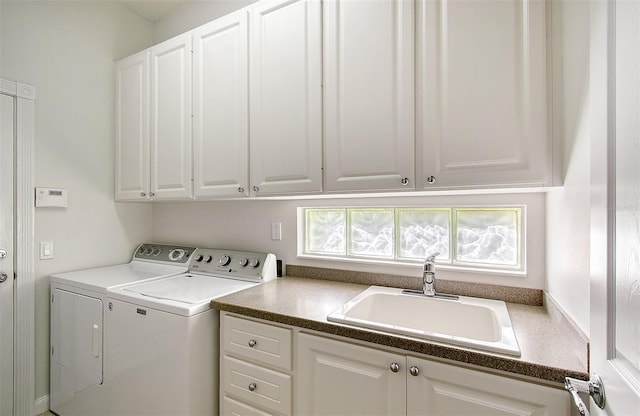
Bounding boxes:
[116,0,193,22]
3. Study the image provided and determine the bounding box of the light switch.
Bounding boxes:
[40,241,54,260]
[271,222,282,240]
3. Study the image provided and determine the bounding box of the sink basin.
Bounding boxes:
[327,286,521,356]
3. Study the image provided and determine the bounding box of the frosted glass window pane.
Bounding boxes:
[455,209,520,266]
[398,209,450,261]
[306,209,346,254]
[349,209,394,257]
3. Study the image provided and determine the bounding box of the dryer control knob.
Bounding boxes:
[239,258,249,267]
[205,255,213,263]
[194,254,204,262]
[249,258,260,268]
[219,255,231,266]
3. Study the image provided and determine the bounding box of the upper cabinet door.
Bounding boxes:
[193,10,249,199]
[323,0,415,193]
[417,0,549,189]
[150,33,193,199]
[115,51,150,201]
[249,0,323,196]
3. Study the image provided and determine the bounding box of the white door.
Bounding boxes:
[590,1,640,415]
[193,9,249,198]
[0,93,15,416]
[150,33,193,200]
[323,0,415,192]
[249,0,323,196]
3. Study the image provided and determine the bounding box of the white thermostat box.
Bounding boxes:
[35,187,68,208]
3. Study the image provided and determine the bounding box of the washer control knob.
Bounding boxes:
[249,258,260,268]
[152,248,162,256]
[168,249,185,261]
[194,254,204,262]
[239,258,249,267]
[219,255,231,266]
[205,255,213,263]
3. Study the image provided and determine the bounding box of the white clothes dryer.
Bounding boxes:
[105,248,276,416]
[49,243,196,416]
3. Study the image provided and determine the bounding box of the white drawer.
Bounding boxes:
[222,356,292,416]
[222,314,292,371]
[221,395,276,416]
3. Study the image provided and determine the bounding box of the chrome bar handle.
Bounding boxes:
[565,378,589,416]
[565,374,606,416]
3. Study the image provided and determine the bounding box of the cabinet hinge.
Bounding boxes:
[51,293,54,304]
[51,346,54,356]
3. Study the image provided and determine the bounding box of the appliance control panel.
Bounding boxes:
[133,243,197,264]
[188,248,277,282]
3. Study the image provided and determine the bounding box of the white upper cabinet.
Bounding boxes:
[323,0,415,193]
[416,0,550,189]
[192,10,249,198]
[249,0,323,196]
[115,51,150,201]
[150,33,193,199]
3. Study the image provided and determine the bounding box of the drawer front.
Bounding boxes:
[222,356,292,416]
[222,395,277,416]
[223,314,292,371]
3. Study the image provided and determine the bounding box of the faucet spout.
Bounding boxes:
[423,252,439,296]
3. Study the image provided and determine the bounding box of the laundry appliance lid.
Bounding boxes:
[123,273,256,304]
[50,262,188,293]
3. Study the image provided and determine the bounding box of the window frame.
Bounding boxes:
[298,205,527,275]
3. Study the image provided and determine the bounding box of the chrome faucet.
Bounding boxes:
[423,252,439,296]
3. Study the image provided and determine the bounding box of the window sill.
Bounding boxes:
[296,254,527,278]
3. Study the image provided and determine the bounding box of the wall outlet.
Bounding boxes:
[271,222,282,240]
[40,241,54,260]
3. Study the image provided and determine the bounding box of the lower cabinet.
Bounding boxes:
[220,313,570,416]
[220,313,293,416]
[297,332,406,415]
[406,357,570,415]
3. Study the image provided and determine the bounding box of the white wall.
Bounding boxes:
[0,0,154,402]
[153,192,546,289]
[153,0,259,43]
[545,0,591,336]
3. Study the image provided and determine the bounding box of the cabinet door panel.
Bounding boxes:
[324,0,415,192]
[249,0,322,195]
[407,357,569,416]
[150,34,193,199]
[417,0,549,189]
[193,10,249,198]
[115,52,150,201]
[296,333,406,416]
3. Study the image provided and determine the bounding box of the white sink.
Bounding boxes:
[327,286,521,356]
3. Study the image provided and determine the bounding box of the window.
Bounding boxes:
[302,206,523,272]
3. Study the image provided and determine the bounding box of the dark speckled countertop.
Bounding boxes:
[211,275,588,385]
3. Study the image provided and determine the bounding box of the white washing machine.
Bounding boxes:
[49,243,196,416]
[105,248,276,416]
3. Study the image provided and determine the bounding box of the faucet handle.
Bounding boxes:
[426,252,440,263]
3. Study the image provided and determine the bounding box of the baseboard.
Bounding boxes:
[34,395,49,415]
